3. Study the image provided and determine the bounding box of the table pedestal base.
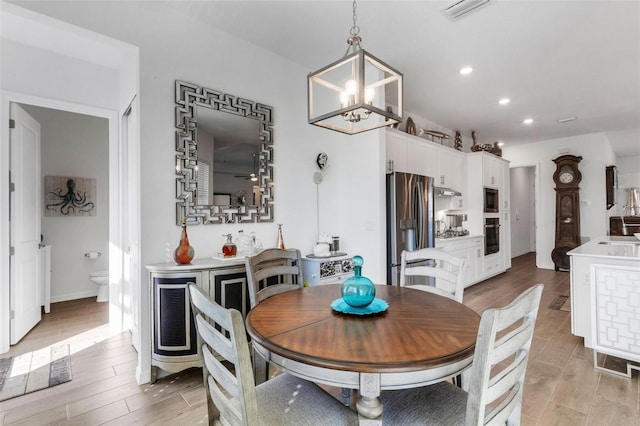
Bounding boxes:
[356,373,383,423]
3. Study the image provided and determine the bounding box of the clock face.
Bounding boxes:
[559,171,574,184]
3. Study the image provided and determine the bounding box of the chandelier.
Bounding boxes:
[307,0,403,135]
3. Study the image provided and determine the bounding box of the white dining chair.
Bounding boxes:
[400,247,466,303]
[244,248,305,383]
[245,248,304,309]
[381,284,544,425]
[188,284,358,426]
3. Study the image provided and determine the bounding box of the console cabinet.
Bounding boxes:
[301,254,353,285]
[146,258,247,381]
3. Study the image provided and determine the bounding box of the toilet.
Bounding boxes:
[89,270,109,302]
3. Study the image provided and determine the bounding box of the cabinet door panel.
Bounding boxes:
[210,268,249,318]
[152,275,199,357]
[407,138,429,175]
[386,131,408,172]
[482,155,501,188]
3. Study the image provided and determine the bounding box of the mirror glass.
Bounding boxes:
[175,81,273,224]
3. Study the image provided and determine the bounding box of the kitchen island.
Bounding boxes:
[568,236,640,376]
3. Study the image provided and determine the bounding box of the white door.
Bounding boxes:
[10,103,42,344]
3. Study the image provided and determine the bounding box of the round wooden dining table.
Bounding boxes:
[245,284,481,423]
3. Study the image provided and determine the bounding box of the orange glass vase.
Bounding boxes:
[173,218,194,265]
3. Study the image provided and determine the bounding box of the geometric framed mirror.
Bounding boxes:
[175,80,274,224]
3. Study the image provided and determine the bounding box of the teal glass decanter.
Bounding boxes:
[341,255,375,307]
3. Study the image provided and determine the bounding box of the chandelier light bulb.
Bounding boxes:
[345,79,357,95]
[340,91,349,107]
[365,86,375,103]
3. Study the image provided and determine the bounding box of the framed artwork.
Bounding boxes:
[44,176,96,217]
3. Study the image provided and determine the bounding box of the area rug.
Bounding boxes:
[0,344,71,401]
[549,295,569,310]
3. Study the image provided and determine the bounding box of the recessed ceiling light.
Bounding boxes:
[498,98,510,105]
[497,141,504,147]
[523,118,534,125]
[459,66,473,75]
[557,116,577,123]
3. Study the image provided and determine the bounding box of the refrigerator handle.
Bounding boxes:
[415,181,425,249]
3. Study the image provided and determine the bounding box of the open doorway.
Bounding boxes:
[7,99,114,348]
[510,166,537,257]
[19,104,110,307]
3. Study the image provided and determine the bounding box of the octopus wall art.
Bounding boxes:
[45,176,96,216]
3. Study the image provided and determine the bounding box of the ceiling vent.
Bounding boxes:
[443,0,492,21]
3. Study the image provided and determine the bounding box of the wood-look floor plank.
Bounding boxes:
[59,400,130,426]
[537,402,587,426]
[551,356,600,414]
[587,396,640,426]
[2,373,136,424]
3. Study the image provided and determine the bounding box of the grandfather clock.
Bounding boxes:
[551,155,582,271]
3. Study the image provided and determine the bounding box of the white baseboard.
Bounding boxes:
[50,290,98,303]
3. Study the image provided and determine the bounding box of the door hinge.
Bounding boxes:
[9,182,15,192]
[10,310,15,320]
[10,246,15,256]
[9,119,15,129]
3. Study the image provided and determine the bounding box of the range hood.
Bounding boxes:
[435,187,462,197]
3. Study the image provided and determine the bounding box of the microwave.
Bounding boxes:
[484,188,499,213]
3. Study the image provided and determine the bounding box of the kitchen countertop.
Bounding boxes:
[568,236,640,260]
[435,234,483,243]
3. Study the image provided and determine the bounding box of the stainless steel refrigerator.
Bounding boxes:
[386,171,435,285]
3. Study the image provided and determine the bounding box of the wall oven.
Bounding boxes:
[484,188,499,213]
[484,217,500,255]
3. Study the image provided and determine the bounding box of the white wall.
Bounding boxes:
[503,132,616,269]
[510,166,535,257]
[29,106,110,302]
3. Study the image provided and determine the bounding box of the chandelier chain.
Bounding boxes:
[350,0,360,36]
[344,0,362,55]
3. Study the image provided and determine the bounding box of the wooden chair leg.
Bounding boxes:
[341,387,352,406]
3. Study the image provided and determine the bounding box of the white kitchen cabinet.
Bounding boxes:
[442,150,467,209]
[386,129,408,173]
[500,210,512,270]
[465,152,511,280]
[433,147,465,188]
[407,137,430,175]
[500,161,510,210]
[470,242,484,285]
[484,253,501,278]
[386,129,466,196]
[435,236,483,288]
[483,154,500,188]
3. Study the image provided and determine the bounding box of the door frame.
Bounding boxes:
[0,91,129,353]
[508,162,541,267]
